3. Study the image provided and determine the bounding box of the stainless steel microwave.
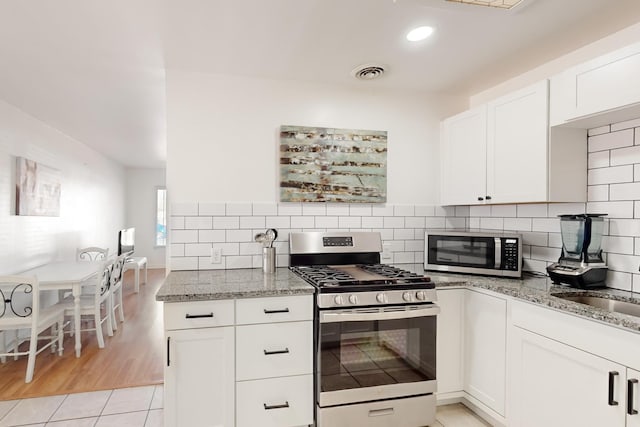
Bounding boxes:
[424,229,522,278]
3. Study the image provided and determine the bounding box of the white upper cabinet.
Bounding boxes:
[440,80,586,206]
[550,41,640,128]
[440,105,487,206]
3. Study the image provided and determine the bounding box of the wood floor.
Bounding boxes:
[0,269,166,401]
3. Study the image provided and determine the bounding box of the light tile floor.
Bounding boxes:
[0,386,488,427]
[0,385,163,427]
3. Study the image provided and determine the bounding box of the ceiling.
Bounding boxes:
[0,0,639,168]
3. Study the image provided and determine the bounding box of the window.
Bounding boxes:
[156,187,167,247]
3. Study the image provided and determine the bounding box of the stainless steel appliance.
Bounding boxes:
[547,214,608,289]
[424,229,522,278]
[289,231,439,427]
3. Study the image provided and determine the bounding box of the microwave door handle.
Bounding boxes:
[495,238,501,269]
[320,305,441,323]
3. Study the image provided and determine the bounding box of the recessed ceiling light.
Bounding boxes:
[406,26,434,42]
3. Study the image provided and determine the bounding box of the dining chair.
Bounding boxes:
[110,254,126,331]
[76,247,109,261]
[0,275,65,383]
[123,256,147,293]
[60,259,114,349]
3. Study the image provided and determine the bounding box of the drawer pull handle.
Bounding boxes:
[369,407,394,417]
[264,348,290,355]
[264,401,289,410]
[629,379,639,415]
[185,313,214,319]
[609,371,619,406]
[264,308,290,314]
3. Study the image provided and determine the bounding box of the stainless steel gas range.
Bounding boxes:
[289,231,439,427]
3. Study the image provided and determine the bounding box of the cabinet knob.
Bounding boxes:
[485,195,492,200]
[477,197,484,201]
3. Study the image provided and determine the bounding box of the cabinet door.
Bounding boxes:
[464,290,506,415]
[440,105,487,206]
[629,368,640,427]
[486,80,549,204]
[436,289,464,396]
[509,326,626,427]
[165,327,235,427]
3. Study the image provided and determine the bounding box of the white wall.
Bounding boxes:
[125,168,166,268]
[0,99,126,275]
[470,22,640,107]
[166,71,464,205]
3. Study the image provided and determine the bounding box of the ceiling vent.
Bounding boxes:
[445,0,527,10]
[351,64,386,81]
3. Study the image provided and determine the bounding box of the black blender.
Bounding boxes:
[547,214,607,289]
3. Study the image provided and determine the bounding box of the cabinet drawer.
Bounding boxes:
[236,321,313,381]
[236,294,312,325]
[164,300,234,330]
[236,374,313,427]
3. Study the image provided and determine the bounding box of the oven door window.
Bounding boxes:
[319,315,436,393]
[428,236,495,268]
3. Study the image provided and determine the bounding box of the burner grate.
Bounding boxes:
[290,264,431,288]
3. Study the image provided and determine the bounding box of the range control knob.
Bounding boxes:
[376,293,386,303]
[334,295,345,306]
[348,294,358,305]
[415,291,426,301]
[402,292,412,302]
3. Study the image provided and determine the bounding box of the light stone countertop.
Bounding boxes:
[156,265,640,333]
[155,268,314,302]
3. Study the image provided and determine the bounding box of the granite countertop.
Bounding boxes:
[156,264,640,334]
[155,268,314,302]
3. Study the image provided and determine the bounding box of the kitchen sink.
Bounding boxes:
[555,295,640,318]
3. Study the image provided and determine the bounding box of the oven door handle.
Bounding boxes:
[320,305,440,323]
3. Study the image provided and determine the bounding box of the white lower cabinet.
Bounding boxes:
[464,289,507,416]
[435,289,464,396]
[165,326,235,427]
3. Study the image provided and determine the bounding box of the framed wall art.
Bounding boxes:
[15,157,61,216]
[279,125,387,203]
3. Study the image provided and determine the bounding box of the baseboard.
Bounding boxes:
[436,391,464,406]
[460,393,507,427]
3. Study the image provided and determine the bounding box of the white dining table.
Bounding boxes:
[19,260,103,358]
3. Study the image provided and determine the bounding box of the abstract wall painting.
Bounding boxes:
[280,125,387,203]
[15,157,61,216]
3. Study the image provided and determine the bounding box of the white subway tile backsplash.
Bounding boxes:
[172,202,198,216]
[587,201,634,218]
[199,202,226,216]
[521,231,548,247]
[479,217,503,230]
[548,232,562,248]
[394,229,414,240]
[278,203,302,216]
[405,217,426,228]
[588,151,610,168]
[170,217,185,230]
[610,145,640,166]
[185,217,213,230]
[213,217,240,229]
[633,275,640,293]
[446,217,466,229]
[378,229,394,240]
[523,258,547,273]
[226,202,252,216]
[349,204,372,216]
[171,257,198,270]
[291,216,315,228]
[393,252,414,264]
[435,206,456,217]
[199,229,226,243]
[611,118,640,132]
[532,218,560,233]
[226,256,253,269]
[491,205,516,217]
[587,185,609,202]
[185,243,212,257]
[339,216,361,228]
[602,236,634,255]
[387,240,405,253]
[239,242,262,256]
[326,203,350,216]
[361,216,384,228]
[394,205,415,216]
[517,204,548,218]
[609,182,640,201]
[425,217,446,229]
[170,244,185,257]
[172,230,198,244]
[415,205,435,216]
[266,216,291,229]
[226,229,252,242]
[455,206,470,217]
[503,218,532,232]
[199,257,226,270]
[468,217,480,228]
[302,204,326,216]
[588,129,633,152]
[587,125,611,136]
[609,219,640,237]
[548,203,586,217]
[606,253,640,274]
[384,217,404,229]
[315,216,338,228]
[218,243,240,256]
[405,240,423,252]
[469,205,491,217]
[252,203,278,216]
[240,216,266,229]
[530,246,560,263]
[604,270,632,291]
[588,165,633,185]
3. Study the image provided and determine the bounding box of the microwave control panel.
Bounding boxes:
[502,238,520,271]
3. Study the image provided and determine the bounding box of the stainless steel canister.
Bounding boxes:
[263,247,276,273]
